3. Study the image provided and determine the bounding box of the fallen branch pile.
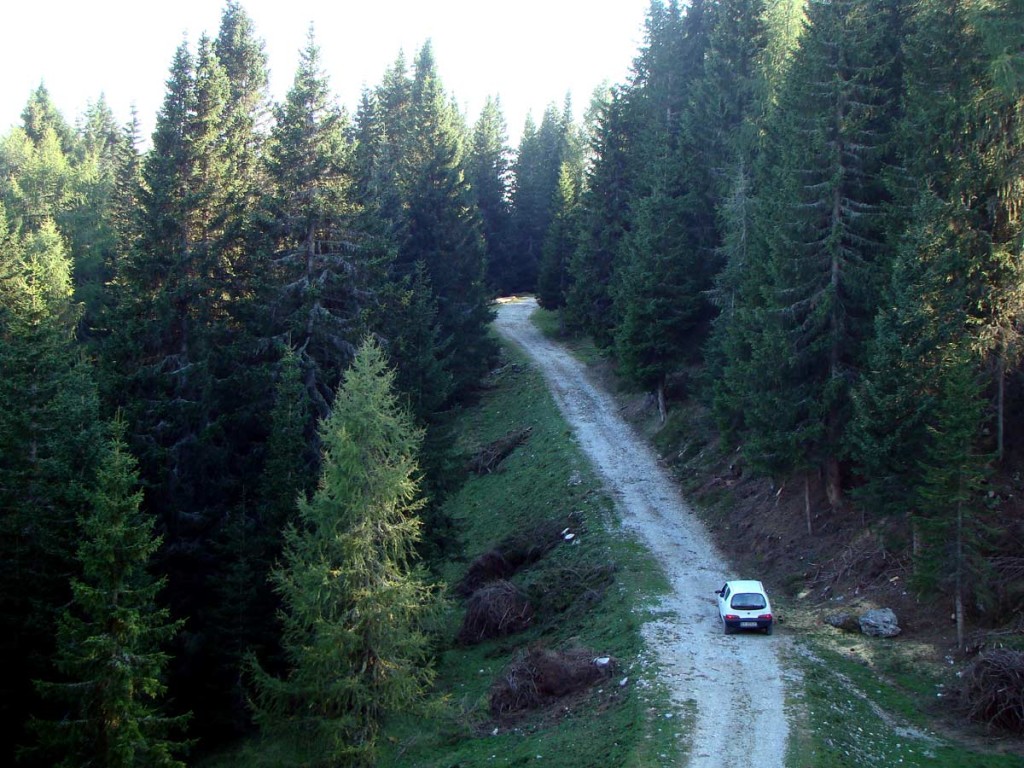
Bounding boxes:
[959,648,1024,734]
[457,580,534,645]
[455,517,573,597]
[490,646,614,716]
[466,427,533,475]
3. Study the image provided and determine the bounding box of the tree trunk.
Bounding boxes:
[825,456,842,511]
[805,474,813,536]
[657,380,667,425]
[956,490,965,651]
[997,355,1005,464]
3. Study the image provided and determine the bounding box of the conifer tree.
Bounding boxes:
[264,28,367,418]
[0,205,102,764]
[969,0,1024,462]
[468,96,513,294]
[103,34,272,736]
[564,89,638,346]
[29,418,189,768]
[537,162,580,310]
[66,96,123,339]
[510,102,572,293]
[848,193,969,520]
[722,0,904,508]
[20,84,76,157]
[250,339,440,767]
[913,346,991,650]
[401,41,495,397]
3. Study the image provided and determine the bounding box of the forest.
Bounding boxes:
[1,0,1023,765]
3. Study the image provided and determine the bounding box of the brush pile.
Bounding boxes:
[490,646,614,716]
[959,648,1024,733]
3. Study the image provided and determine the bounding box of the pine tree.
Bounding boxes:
[913,346,991,650]
[20,84,76,156]
[401,41,495,397]
[29,418,189,768]
[103,34,270,737]
[263,28,367,419]
[563,89,637,346]
[848,192,969,520]
[66,96,123,340]
[0,205,103,764]
[536,162,580,310]
[468,96,514,294]
[510,102,573,293]
[969,0,1024,462]
[726,0,904,508]
[250,339,441,767]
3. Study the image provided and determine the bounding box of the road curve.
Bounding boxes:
[494,297,789,768]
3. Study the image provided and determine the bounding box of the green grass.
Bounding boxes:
[530,306,608,367]
[788,638,1024,768]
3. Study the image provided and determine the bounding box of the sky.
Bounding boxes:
[1,0,653,147]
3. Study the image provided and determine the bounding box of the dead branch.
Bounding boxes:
[466,427,533,475]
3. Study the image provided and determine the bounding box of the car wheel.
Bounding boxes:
[722,619,733,635]
[764,622,773,636]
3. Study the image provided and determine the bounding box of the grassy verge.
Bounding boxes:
[374,335,683,767]
[787,637,1024,767]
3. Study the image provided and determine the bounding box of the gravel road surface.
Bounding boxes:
[494,296,790,768]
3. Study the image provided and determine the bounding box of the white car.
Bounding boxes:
[715,580,774,635]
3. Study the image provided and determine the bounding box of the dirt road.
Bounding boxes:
[495,297,790,768]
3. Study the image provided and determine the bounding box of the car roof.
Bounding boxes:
[725,580,766,593]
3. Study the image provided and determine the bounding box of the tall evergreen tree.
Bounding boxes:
[249,339,440,767]
[536,161,581,310]
[263,28,367,419]
[103,34,272,736]
[913,346,991,650]
[0,205,102,764]
[29,418,189,768]
[468,96,513,294]
[563,88,637,345]
[400,41,495,397]
[66,97,123,339]
[510,100,578,293]
[723,0,904,508]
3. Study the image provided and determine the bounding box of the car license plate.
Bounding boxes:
[740,621,758,628]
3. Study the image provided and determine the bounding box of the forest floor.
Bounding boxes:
[495,297,790,768]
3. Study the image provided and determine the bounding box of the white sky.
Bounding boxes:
[1,0,651,147]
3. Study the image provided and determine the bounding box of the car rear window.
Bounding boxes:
[731,593,766,610]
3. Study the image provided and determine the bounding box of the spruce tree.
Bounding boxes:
[468,96,514,294]
[29,418,189,768]
[564,89,637,346]
[401,41,495,397]
[725,0,904,508]
[510,102,574,293]
[913,346,991,650]
[536,162,581,310]
[0,206,103,764]
[250,339,440,767]
[264,28,367,419]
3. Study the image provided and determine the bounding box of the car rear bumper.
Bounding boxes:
[724,618,772,631]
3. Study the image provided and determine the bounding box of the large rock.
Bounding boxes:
[859,608,901,638]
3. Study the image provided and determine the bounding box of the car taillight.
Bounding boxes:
[758,613,772,621]
[724,614,739,620]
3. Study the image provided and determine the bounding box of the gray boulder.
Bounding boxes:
[859,608,901,638]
